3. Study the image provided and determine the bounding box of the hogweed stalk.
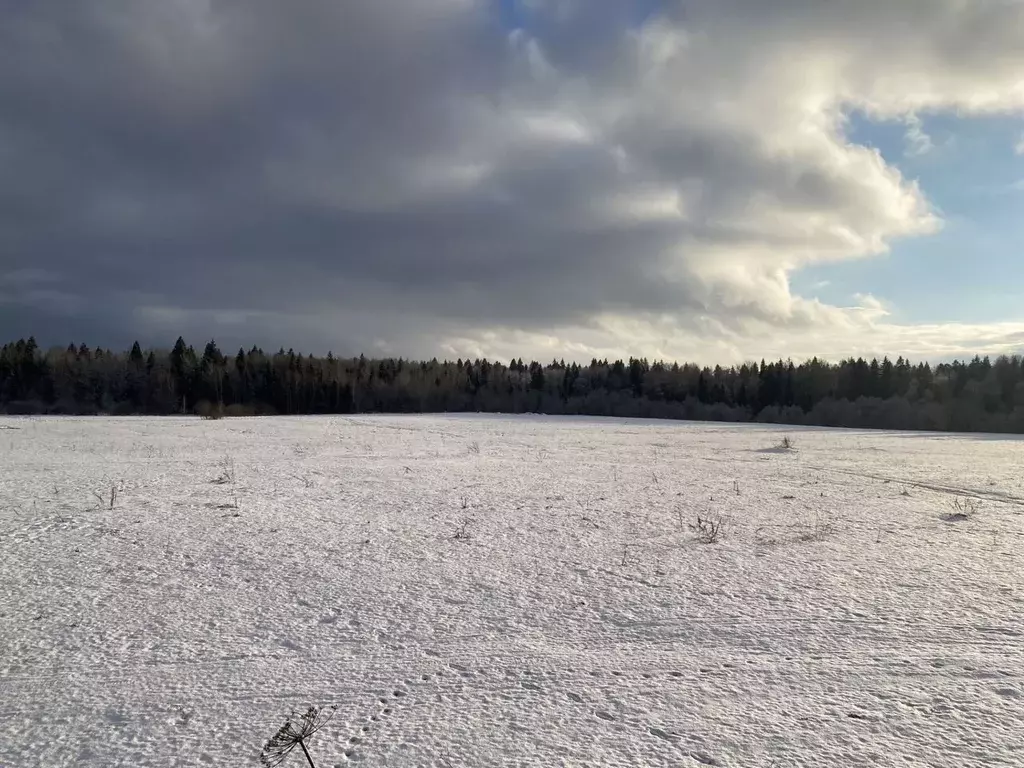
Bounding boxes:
[259,705,337,768]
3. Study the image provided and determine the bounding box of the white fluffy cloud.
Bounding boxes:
[3,0,1024,362]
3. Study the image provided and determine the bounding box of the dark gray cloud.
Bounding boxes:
[2,0,1024,361]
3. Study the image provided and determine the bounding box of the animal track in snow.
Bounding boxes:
[407,657,708,754]
[310,650,716,765]
[337,679,417,763]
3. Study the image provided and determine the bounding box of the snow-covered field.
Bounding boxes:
[2,415,1024,767]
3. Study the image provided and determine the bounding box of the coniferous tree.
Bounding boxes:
[3,335,1024,432]
[129,341,144,366]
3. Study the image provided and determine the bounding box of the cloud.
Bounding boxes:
[903,114,934,157]
[1016,133,1024,155]
[2,0,1024,362]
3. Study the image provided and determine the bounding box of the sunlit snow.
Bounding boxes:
[2,415,1023,766]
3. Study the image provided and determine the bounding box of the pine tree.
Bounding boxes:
[129,341,144,366]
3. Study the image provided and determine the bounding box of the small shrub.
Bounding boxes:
[795,513,835,542]
[93,485,119,510]
[224,403,257,417]
[467,441,481,455]
[758,513,836,546]
[779,435,795,451]
[196,400,224,420]
[945,496,981,522]
[689,514,725,544]
[211,455,235,485]
[453,517,474,540]
[620,543,643,566]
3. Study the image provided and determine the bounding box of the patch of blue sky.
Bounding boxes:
[791,111,1024,324]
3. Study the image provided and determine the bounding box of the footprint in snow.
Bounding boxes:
[648,726,676,741]
[688,750,719,766]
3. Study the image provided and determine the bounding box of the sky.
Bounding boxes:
[2,0,1024,365]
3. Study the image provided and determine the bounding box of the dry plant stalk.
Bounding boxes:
[260,705,337,768]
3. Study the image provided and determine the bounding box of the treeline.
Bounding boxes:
[3,336,1024,433]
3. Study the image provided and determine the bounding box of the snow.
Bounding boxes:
[2,414,1024,767]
